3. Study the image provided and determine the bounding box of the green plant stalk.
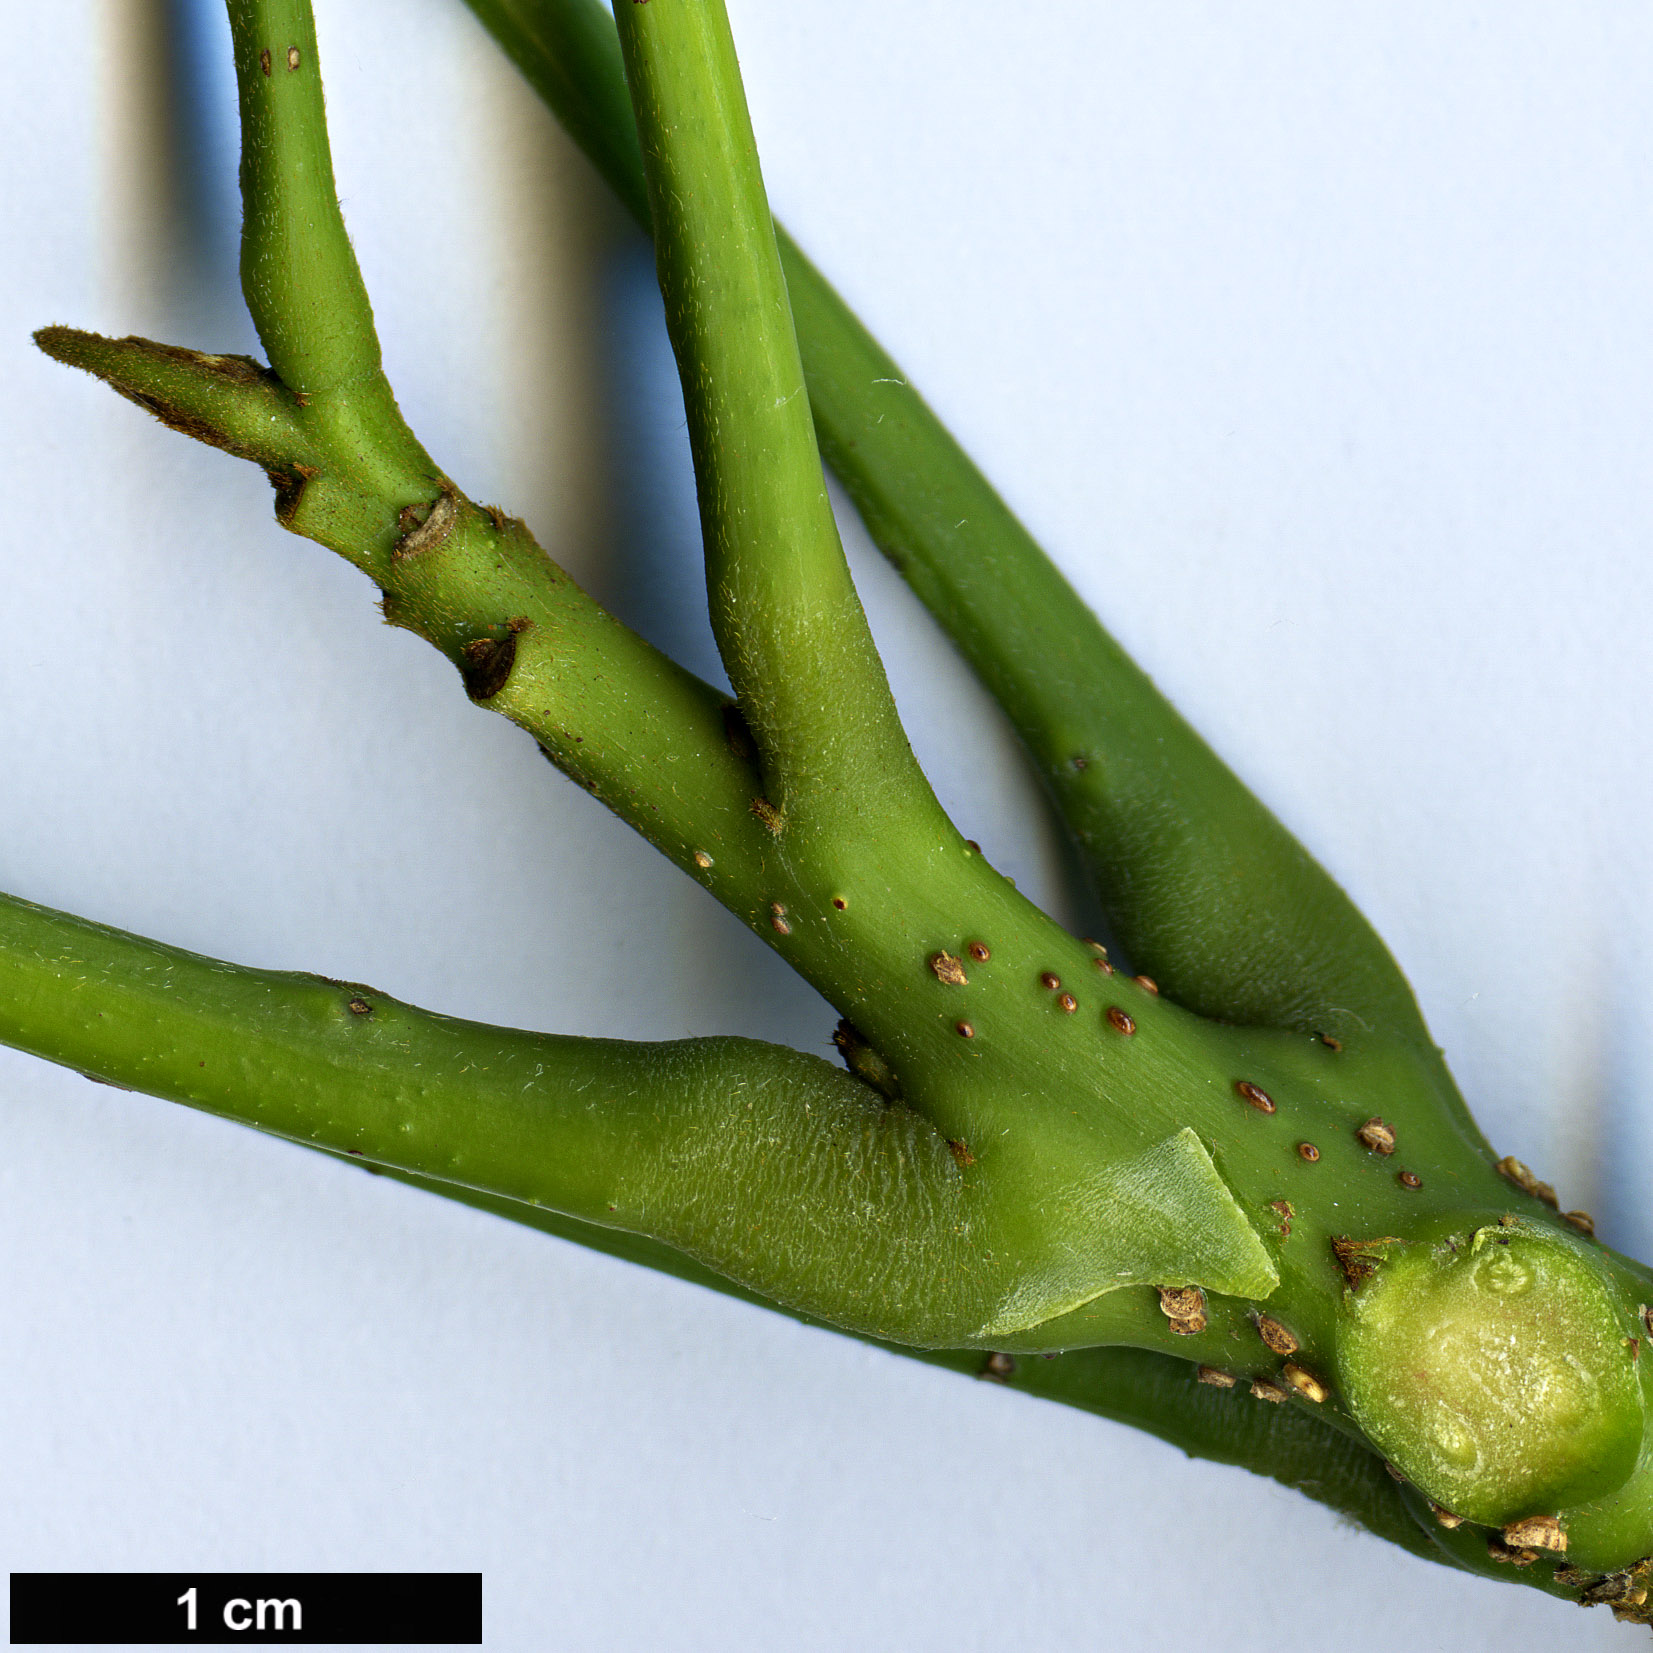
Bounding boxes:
[0,887,1491,1581]
[460,0,1444,1060]
[17,0,1653,1614]
[581,27,1653,1591]
[615,0,937,846]
[329,1168,1454,1570]
[0,875,1444,1566]
[0,885,1587,1600]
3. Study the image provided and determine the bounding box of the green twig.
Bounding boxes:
[461,0,1446,1059]
[0,888,995,1344]
[613,0,942,849]
[18,0,1653,1612]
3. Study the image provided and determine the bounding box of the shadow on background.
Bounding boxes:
[111,0,248,344]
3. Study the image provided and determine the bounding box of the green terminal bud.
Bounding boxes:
[1338,1217,1645,1527]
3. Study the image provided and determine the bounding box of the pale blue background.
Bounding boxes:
[3,2,1651,1648]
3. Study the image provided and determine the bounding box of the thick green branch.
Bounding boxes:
[0,882,1439,1562]
[371,1166,1449,1569]
[0,889,996,1343]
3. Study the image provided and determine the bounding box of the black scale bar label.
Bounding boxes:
[9,1574,481,1645]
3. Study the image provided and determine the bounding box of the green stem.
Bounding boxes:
[365,1164,1450,1568]
[34,324,776,909]
[0,888,996,1344]
[0,876,1441,1563]
[24,0,1653,1607]
[612,0,941,848]
[228,0,382,400]
[461,0,1440,1054]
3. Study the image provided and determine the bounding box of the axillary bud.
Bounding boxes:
[1337,1217,1645,1526]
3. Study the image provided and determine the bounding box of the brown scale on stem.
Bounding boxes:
[1496,1155,1559,1208]
[1254,1314,1298,1355]
[1576,1566,1653,1607]
[393,490,459,560]
[460,631,519,702]
[1281,1363,1328,1403]
[1106,1007,1135,1035]
[1235,1080,1275,1114]
[1332,1235,1403,1290]
[1355,1117,1396,1156]
[1156,1285,1208,1334]
[1504,1516,1567,1554]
